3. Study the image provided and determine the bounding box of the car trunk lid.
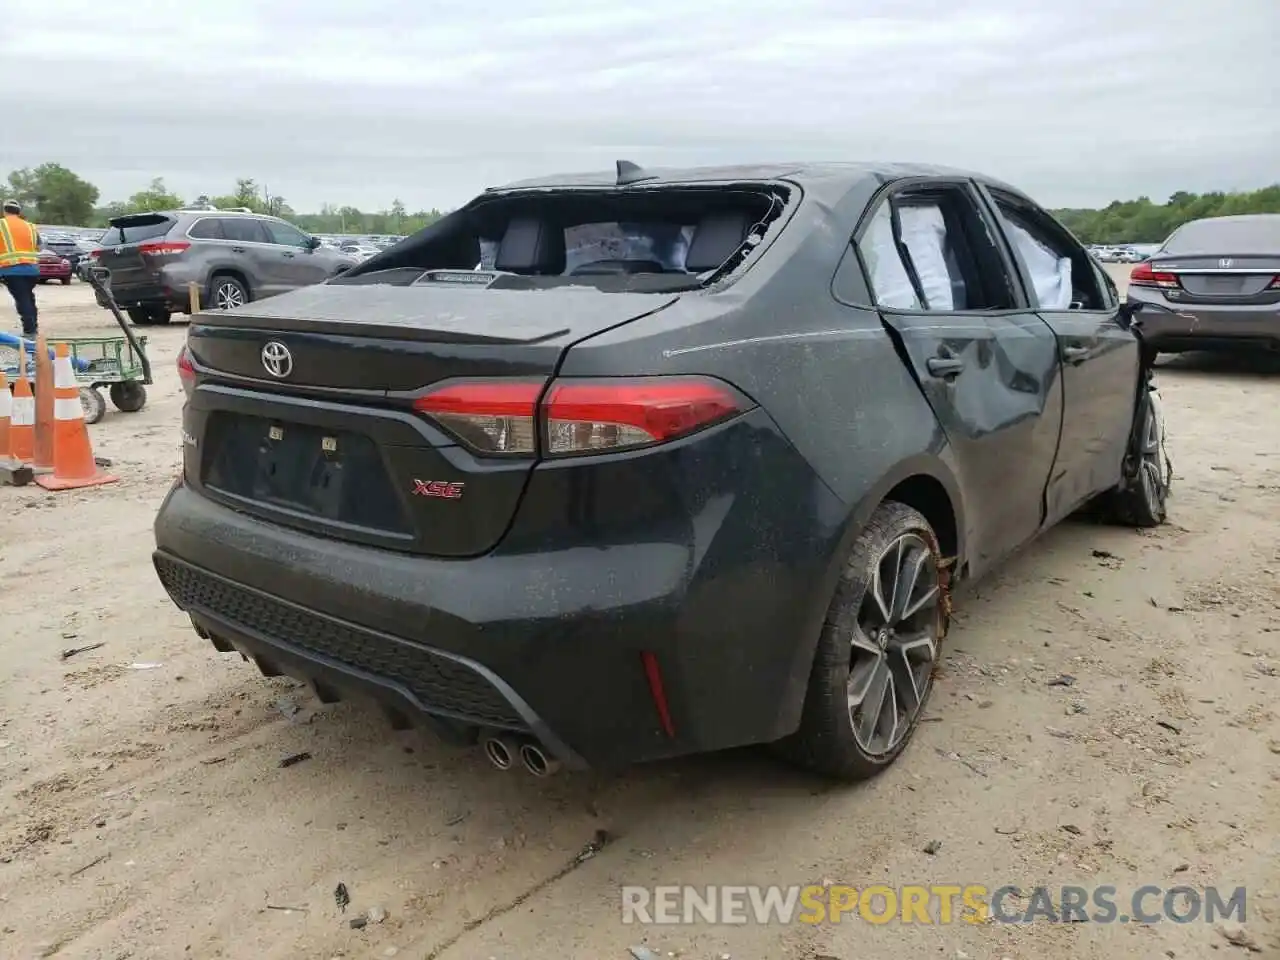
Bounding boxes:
[1148,253,1280,300]
[184,282,680,557]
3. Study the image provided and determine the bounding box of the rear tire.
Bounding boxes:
[1101,388,1170,528]
[109,381,147,413]
[209,275,249,310]
[80,387,107,425]
[779,501,948,781]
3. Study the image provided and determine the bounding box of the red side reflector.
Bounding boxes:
[640,650,676,738]
[177,344,196,396]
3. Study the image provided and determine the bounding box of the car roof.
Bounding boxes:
[490,160,1025,204]
[1180,213,1280,225]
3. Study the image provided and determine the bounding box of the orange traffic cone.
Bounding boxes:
[35,343,118,491]
[33,334,55,470]
[9,353,35,464]
[0,371,12,461]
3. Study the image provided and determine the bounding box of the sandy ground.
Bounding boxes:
[1,273,1278,960]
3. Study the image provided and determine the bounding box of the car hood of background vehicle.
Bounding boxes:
[196,283,682,346]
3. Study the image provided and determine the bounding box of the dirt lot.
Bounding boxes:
[2,276,1278,960]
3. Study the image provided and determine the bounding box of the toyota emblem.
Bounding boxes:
[261,341,293,378]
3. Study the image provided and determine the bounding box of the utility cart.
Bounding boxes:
[0,268,154,424]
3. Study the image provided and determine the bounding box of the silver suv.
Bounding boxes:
[93,210,357,325]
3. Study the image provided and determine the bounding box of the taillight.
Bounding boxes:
[543,378,744,454]
[1129,262,1179,289]
[1270,276,1280,289]
[412,376,747,457]
[88,249,101,258]
[138,241,191,257]
[177,344,196,397]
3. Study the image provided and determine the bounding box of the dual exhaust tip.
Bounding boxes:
[482,734,561,778]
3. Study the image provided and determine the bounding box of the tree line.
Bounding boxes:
[5,163,445,236]
[7,161,1279,243]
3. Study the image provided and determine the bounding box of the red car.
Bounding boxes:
[38,250,73,285]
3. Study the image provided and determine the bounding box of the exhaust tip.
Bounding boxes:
[483,736,516,770]
[519,742,561,778]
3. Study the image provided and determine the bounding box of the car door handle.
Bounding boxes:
[282,251,296,258]
[926,356,965,378]
[230,247,246,253]
[1062,346,1091,364]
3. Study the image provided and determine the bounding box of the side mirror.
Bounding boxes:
[307,235,322,250]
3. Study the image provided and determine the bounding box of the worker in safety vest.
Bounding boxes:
[1,199,41,337]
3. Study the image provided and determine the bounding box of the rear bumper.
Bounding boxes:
[97,264,199,311]
[152,417,848,768]
[1130,295,1280,351]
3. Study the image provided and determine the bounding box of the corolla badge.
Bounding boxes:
[261,341,293,378]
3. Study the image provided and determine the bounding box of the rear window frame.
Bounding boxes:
[100,213,177,247]
[1162,216,1280,255]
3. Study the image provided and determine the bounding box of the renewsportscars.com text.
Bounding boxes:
[620,884,1247,926]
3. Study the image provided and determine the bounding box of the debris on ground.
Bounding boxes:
[1047,674,1077,688]
[1216,921,1263,952]
[922,839,942,855]
[367,905,387,924]
[59,642,105,660]
[279,751,312,768]
[334,882,349,913]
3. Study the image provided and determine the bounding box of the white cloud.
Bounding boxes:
[3,0,1276,212]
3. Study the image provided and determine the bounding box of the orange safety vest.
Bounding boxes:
[0,214,40,268]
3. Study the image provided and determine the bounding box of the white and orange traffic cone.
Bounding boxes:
[35,343,118,491]
[9,354,36,464]
[0,371,13,463]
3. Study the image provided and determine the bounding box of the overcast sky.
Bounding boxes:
[4,0,1276,213]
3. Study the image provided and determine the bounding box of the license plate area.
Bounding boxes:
[203,412,409,533]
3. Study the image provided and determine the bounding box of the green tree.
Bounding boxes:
[1053,184,1280,243]
[125,177,183,213]
[5,163,100,225]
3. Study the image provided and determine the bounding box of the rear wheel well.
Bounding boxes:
[883,474,958,562]
[207,269,250,300]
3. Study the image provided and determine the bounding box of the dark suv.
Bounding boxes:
[93,210,356,325]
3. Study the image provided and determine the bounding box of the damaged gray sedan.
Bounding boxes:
[155,161,1171,781]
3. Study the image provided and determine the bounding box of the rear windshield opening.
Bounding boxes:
[339,184,791,291]
[99,213,175,246]
[1162,216,1280,255]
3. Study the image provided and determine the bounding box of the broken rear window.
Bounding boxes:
[344,185,792,291]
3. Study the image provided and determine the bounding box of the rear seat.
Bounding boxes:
[684,211,753,273]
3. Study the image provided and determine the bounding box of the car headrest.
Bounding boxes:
[685,211,752,273]
[495,218,565,275]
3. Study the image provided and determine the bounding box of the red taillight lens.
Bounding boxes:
[413,380,542,454]
[1129,262,1179,289]
[543,377,744,454]
[1270,275,1280,289]
[177,344,196,396]
[138,241,191,257]
[88,249,101,258]
[412,376,747,457]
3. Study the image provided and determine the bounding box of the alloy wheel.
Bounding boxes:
[214,282,244,310]
[847,533,940,755]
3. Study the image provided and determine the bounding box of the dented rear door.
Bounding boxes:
[858,182,1063,577]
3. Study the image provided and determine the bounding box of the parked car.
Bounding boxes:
[40,234,87,275]
[1126,214,1280,354]
[38,250,72,284]
[153,161,1170,781]
[90,210,357,326]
